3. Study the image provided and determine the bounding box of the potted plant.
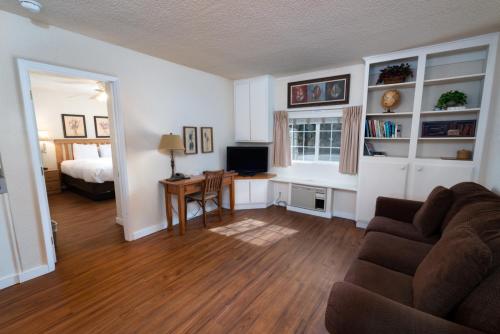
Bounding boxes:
[376,63,413,84]
[435,90,467,110]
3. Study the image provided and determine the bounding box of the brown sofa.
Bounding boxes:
[325,182,500,334]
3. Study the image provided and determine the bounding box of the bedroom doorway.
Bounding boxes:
[17,59,129,271]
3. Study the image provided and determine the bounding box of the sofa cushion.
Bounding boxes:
[413,226,492,317]
[358,232,432,276]
[345,259,413,306]
[453,267,500,334]
[366,216,439,244]
[442,182,499,231]
[413,186,453,237]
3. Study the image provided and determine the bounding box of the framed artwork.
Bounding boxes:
[200,127,213,153]
[183,126,198,154]
[61,114,87,138]
[287,74,350,108]
[94,116,110,138]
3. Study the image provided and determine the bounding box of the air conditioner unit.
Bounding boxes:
[290,184,326,212]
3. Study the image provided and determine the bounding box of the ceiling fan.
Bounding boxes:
[91,83,108,102]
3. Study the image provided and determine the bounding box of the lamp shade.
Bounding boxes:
[38,130,51,141]
[158,133,184,151]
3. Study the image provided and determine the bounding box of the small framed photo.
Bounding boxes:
[183,126,198,154]
[200,127,213,153]
[62,114,87,138]
[94,116,110,138]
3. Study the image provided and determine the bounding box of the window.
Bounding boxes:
[289,117,342,162]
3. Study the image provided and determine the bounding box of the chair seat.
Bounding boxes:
[186,192,218,201]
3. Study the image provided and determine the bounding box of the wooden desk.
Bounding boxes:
[159,172,238,235]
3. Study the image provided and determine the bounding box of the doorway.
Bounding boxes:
[17,59,129,272]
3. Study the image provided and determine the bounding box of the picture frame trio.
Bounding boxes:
[183,126,214,154]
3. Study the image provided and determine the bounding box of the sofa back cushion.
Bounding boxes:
[441,182,499,231]
[413,226,492,317]
[413,186,453,237]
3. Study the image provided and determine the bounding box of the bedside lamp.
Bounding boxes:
[38,130,52,170]
[158,133,185,178]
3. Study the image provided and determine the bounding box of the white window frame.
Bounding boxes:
[289,109,343,164]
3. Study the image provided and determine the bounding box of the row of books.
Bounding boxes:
[365,120,402,138]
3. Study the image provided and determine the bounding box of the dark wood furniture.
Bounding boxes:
[44,169,61,195]
[160,171,237,235]
[185,170,224,227]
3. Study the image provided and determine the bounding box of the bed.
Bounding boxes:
[54,139,115,200]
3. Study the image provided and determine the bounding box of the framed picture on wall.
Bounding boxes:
[287,74,350,108]
[94,116,110,138]
[183,126,198,154]
[201,127,214,153]
[61,114,87,138]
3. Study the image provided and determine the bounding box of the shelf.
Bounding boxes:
[368,81,416,91]
[424,73,485,86]
[365,137,410,141]
[418,137,476,141]
[366,112,413,117]
[420,108,480,116]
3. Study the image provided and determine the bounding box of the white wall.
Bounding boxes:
[0,10,233,282]
[32,88,108,170]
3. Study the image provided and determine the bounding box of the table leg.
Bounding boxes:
[178,187,186,235]
[165,190,173,232]
[229,176,235,213]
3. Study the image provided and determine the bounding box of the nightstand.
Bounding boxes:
[44,169,61,195]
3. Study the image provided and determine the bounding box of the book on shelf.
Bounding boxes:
[365,119,402,138]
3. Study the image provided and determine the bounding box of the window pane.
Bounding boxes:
[319,131,331,146]
[304,132,315,146]
[295,124,304,131]
[305,124,316,131]
[332,132,341,147]
[292,147,303,160]
[320,123,331,131]
[304,147,315,161]
[332,123,342,130]
[292,131,303,146]
[319,148,330,161]
[331,148,340,161]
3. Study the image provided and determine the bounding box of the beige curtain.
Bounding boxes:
[339,106,363,174]
[273,111,291,167]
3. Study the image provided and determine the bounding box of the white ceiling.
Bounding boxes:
[30,72,102,97]
[2,0,500,79]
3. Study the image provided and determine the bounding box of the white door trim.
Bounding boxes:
[16,59,131,275]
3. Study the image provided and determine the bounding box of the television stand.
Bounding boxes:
[238,171,257,176]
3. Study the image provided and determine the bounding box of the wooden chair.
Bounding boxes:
[185,170,224,227]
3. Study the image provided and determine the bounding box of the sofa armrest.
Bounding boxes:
[375,196,423,223]
[325,282,481,334]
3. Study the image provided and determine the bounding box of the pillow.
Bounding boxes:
[413,226,492,317]
[413,186,453,237]
[73,144,99,160]
[99,144,112,158]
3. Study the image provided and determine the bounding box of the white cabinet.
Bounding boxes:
[234,75,273,142]
[234,179,272,209]
[356,160,409,224]
[408,162,474,200]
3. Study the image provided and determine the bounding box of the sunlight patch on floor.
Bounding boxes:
[209,219,297,246]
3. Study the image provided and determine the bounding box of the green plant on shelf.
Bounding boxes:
[376,63,413,84]
[435,90,467,109]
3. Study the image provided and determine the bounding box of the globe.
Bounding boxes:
[381,89,401,113]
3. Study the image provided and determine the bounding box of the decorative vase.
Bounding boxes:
[382,75,406,84]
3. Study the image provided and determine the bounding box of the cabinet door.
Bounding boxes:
[249,76,270,142]
[250,180,268,204]
[234,80,251,141]
[409,163,474,201]
[235,180,250,204]
[356,160,409,223]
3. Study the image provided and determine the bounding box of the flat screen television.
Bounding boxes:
[227,146,268,175]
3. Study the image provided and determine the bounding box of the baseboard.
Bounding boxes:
[287,205,332,218]
[115,216,123,225]
[130,222,167,240]
[0,273,19,290]
[355,220,369,229]
[18,265,51,283]
[332,211,355,220]
[234,203,272,210]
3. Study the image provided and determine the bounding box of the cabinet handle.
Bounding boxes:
[417,166,423,172]
[401,166,406,170]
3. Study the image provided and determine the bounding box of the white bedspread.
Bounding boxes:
[61,158,114,183]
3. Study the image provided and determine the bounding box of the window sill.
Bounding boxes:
[291,160,340,165]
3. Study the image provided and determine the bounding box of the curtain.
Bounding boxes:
[273,111,291,167]
[339,106,362,174]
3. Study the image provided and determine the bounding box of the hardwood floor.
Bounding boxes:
[0,192,364,333]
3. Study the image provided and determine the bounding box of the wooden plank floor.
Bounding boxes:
[0,192,363,333]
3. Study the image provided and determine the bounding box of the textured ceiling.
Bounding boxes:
[2,0,500,79]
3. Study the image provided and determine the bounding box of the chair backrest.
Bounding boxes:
[203,170,224,195]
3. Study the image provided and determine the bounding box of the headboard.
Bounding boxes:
[54,139,111,170]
